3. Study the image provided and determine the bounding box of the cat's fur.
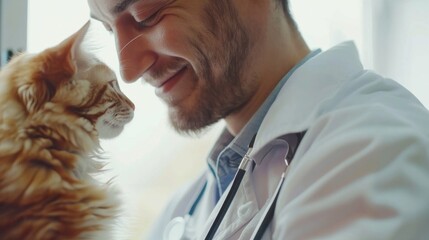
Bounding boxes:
[0,22,134,239]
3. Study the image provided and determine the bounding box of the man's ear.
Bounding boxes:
[17,21,91,112]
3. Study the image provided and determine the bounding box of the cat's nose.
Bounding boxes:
[127,99,135,111]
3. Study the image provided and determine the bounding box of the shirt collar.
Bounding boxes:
[207,49,321,193]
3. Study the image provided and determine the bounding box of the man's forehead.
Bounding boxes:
[88,0,140,17]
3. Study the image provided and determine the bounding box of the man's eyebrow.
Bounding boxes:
[112,0,140,14]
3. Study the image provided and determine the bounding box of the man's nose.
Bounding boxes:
[115,29,156,83]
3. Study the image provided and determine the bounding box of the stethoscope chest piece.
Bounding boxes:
[164,181,207,240]
[164,215,191,240]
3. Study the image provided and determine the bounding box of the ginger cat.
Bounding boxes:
[0,22,134,239]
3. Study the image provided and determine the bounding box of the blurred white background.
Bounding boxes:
[1,0,428,239]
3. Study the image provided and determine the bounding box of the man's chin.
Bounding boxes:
[167,107,216,136]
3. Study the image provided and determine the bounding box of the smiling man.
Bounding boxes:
[88,0,309,134]
[88,0,429,239]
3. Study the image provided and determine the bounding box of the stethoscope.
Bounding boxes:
[163,181,208,240]
[163,133,302,240]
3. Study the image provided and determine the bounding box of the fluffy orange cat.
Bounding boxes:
[0,22,134,239]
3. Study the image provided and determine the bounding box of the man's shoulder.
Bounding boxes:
[318,69,429,130]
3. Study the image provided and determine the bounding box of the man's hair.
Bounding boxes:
[279,0,290,14]
[278,0,297,29]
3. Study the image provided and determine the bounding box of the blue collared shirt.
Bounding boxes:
[207,49,321,200]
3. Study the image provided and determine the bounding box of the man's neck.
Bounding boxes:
[225,27,310,136]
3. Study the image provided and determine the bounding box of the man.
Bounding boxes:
[88,0,429,239]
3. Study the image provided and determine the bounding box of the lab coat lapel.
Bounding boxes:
[252,41,364,161]
[199,41,365,239]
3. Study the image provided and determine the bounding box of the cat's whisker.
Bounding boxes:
[119,33,145,54]
[119,57,140,67]
[119,65,138,72]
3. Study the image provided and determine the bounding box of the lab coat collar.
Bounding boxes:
[251,41,364,164]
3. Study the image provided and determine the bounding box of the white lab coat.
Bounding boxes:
[147,42,429,240]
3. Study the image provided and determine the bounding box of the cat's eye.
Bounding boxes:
[109,80,120,89]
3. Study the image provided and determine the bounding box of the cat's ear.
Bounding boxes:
[44,21,91,78]
[18,22,91,112]
[70,21,98,71]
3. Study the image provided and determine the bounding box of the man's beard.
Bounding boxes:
[167,0,257,135]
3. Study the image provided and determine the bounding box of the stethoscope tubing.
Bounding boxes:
[204,136,295,240]
[163,133,303,240]
[204,168,246,240]
[204,135,256,240]
[250,170,287,240]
